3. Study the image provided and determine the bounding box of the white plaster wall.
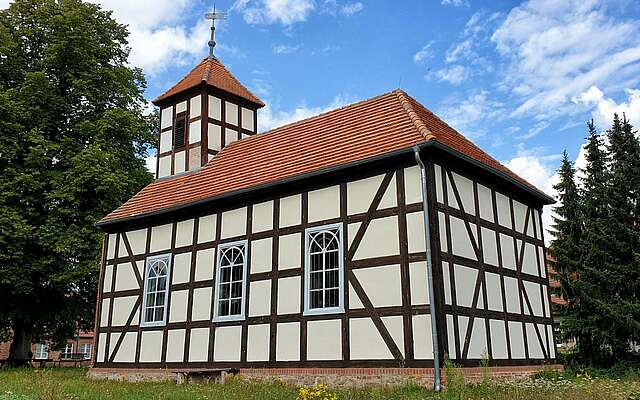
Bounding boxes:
[504,276,521,314]
[190,95,201,118]
[276,322,300,361]
[434,164,443,204]
[175,219,194,248]
[102,265,112,293]
[451,172,476,215]
[450,216,477,260]
[467,318,488,359]
[407,212,426,254]
[527,323,545,358]
[409,261,429,305]
[111,332,136,363]
[166,329,185,362]
[351,216,399,260]
[174,151,186,174]
[107,233,117,260]
[538,246,546,278]
[225,128,237,146]
[547,325,556,358]
[198,214,217,244]
[438,212,448,253]
[208,123,222,151]
[249,280,271,316]
[214,326,242,362]
[308,185,340,222]
[500,234,516,270]
[405,166,423,205]
[191,287,212,321]
[513,200,527,233]
[172,253,191,284]
[442,262,451,305]
[250,238,272,274]
[139,331,163,362]
[100,299,110,327]
[226,102,238,126]
[252,201,274,233]
[114,263,139,291]
[477,184,494,222]
[495,192,512,228]
[189,120,201,144]
[279,194,302,227]
[524,281,543,317]
[278,233,301,270]
[111,296,137,326]
[158,156,171,178]
[188,327,210,362]
[490,319,508,359]
[522,243,538,276]
[412,314,434,359]
[169,290,188,323]
[485,272,503,311]
[446,174,458,210]
[97,333,106,362]
[348,283,363,309]
[349,317,392,360]
[347,174,384,215]
[241,107,254,131]
[307,319,342,360]
[454,264,477,308]
[481,228,498,267]
[221,207,247,239]
[278,276,300,314]
[195,248,215,281]
[160,131,172,153]
[247,324,270,361]
[353,265,402,307]
[209,96,222,120]
[160,107,173,129]
[175,101,187,114]
[150,224,172,253]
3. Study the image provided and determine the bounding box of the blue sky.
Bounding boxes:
[2,0,640,232]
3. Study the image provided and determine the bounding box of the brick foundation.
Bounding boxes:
[88,364,562,386]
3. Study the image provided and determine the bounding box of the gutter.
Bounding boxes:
[413,146,442,393]
[97,141,553,230]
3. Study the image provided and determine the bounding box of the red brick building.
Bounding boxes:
[0,331,94,366]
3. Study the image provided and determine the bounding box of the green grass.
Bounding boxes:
[0,367,639,400]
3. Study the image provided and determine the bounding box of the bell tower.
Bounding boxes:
[151,10,265,179]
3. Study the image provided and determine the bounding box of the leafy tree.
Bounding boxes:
[0,0,154,362]
[549,151,582,322]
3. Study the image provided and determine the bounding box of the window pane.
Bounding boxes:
[325,270,338,288]
[231,282,242,298]
[310,271,323,290]
[157,276,167,291]
[221,266,231,283]
[145,307,154,322]
[311,290,323,309]
[154,307,164,321]
[310,253,323,271]
[148,278,157,293]
[156,292,165,306]
[230,299,242,315]
[232,264,243,280]
[220,283,230,299]
[218,299,229,316]
[327,288,339,307]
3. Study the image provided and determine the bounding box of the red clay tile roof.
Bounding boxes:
[153,57,265,107]
[100,90,550,225]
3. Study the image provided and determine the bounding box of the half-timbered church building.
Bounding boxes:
[92,32,557,383]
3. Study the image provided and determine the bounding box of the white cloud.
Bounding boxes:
[0,0,10,9]
[233,0,315,26]
[517,120,550,139]
[491,0,640,119]
[341,2,363,16]
[413,41,435,64]
[438,91,506,138]
[445,39,472,63]
[572,86,640,128]
[258,95,354,132]
[441,0,469,6]
[273,44,300,54]
[433,65,470,85]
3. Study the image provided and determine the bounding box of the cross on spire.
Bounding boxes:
[205,5,227,58]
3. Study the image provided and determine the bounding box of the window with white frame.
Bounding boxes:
[34,343,48,360]
[304,224,344,315]
[81,343,93,359]
[60,344,73,359]
[141,254,171,326]
[213,241,247,321]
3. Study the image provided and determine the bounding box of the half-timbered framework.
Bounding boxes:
[92,55,556,375]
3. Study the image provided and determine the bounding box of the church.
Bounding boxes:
[90,24,557,384]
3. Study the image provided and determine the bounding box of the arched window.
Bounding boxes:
[304,224,344,315]
[141,255,171,326]
[214,241,248,321]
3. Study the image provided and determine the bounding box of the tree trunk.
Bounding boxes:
[8,319,33,367]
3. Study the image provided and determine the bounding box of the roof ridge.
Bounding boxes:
[394,89,434,141]
[202,57,212,82]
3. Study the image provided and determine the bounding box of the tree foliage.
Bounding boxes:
[551,116,640,364]
[0,0,154,360]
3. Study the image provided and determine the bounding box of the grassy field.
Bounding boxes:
[0,367,639,400]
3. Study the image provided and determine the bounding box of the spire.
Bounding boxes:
[205,5,227,58]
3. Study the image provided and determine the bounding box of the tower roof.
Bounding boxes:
[153,57,265,107]
[100,89,553,226]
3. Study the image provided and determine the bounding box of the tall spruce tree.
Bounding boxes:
[0,0,154,362]
[549,151,582,321]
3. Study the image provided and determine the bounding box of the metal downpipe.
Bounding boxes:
[413,146,442,392]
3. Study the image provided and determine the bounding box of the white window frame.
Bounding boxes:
[34,343,48,360]
[81,343,93,359]
[140,254,172,327]
[304,223,345,316]
[60,343,73,359]
[212,240,248,322]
